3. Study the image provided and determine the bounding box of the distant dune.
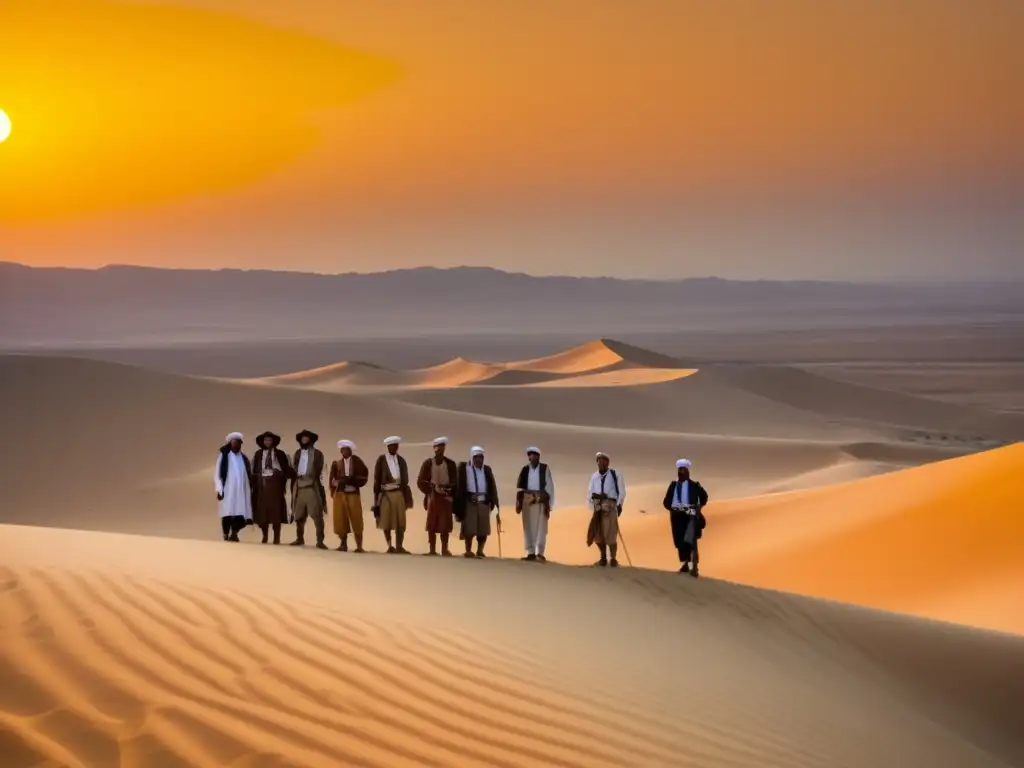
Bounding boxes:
[251,339,695,391]
[3,525,1023,767]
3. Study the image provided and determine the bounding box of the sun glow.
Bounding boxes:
[0,109,11,143]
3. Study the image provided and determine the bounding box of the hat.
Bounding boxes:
[470,445,485,457]
[432,436,449,446]
[296,429,319,444]
[338,440,356,450]
[595,451,609,460]
[526,446,541,456]
[383,436,401,446]
[256,431,281,448]
[676,459,692,469]
[225,431,243,442]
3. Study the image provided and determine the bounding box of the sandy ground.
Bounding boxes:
[1,336,1022,766]
[3,525,1024,768]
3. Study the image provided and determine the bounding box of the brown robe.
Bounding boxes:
[329,455,370,496]
[251,447,292,526]
[418,456,457,535]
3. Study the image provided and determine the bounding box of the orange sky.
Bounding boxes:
[0,0,1021,279]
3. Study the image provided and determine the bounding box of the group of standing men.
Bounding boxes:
[215,431,707,573]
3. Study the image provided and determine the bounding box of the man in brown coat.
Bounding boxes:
[372,436,414,554]
[290,429,327,549]
[329,439,369,552]
[455,445,501,558]
[251,431,293,545]
[417,436,457,556]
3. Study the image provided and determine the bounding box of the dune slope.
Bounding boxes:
[2,525,1023,768]
[615,442,1024,635]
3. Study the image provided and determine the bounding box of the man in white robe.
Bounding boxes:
[586,451,626,566]
[515,447,555,562]
[214,431,253,542]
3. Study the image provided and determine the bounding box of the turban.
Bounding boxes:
[676,459,692,469]
[338,440,356,450]
[526,446,541,455]
[383,436,401,446]
[470,445,485,457]
[432,436,449,446]
[225,432,243,442]
[595,451,609,460]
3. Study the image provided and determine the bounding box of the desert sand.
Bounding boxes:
[1,336,1022,766]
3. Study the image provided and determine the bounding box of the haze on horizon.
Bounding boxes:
[1,0,1022,281]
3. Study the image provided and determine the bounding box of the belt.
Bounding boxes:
[471,494,488,503]
[381,484,401,492]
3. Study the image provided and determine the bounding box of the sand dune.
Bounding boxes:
[603,443,1024,635]
[2,524,1023,768]
[252,339,694,391]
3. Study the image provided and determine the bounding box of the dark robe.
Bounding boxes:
[251,447,293,526]
[663,479,709,557]
[454,462,499,522]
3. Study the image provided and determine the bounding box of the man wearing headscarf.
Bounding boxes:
[251,431,293,545]
[662,459,709,577]
[214,432,253,542]
[515,447,555,562]
[290,429,327,548]
[417,437,457,556]
[372,436,414,553]
[329,439,369,552]
[586,452,627,567]
[455,446,500,558]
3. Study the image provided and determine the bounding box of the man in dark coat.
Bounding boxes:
[251,431,293,545]
[662,459,709,577]
[455,445,501,558]
[417,436,457,556]
[372,436,414,554]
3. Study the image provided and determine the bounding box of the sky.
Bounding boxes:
[0,0,1021,280]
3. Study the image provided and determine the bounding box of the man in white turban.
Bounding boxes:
[455,446,500,558]
[417,437,457,556]
[515,447,555,562]
[662,459,709,576]
[329,440,369,552]
[586,452,626,566]
[372,436,414,553]
[213,432,253,542]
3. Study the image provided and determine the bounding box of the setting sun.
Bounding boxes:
[0,109,11,143]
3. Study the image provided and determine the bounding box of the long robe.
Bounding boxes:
[663,479,709,557]
[418,456,457,535]
[456,461,499,539]
[252,447,292,526]
[516,462,555,557]
[214,448,253,522]
[373,453,413,530]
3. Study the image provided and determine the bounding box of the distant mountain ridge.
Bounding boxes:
[1,262,1020,345]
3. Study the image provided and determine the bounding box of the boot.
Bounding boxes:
[353,534,365,553]
[314,518,327,549]
[290,520,305,546]
[272,523,281,545]
[395,530,409,554]
[260,525,269,544]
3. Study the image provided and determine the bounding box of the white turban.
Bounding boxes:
[432,436,449,446]
[676,459,692,469]
[595,451,609,460]
[338,440,356,450]
[383,436,401,446]
[226,432,243,442]
[470,445,485,457]
[526,446,541,455]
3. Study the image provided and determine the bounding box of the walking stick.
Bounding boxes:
[496,512,503,559]
[617,527,633,567]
